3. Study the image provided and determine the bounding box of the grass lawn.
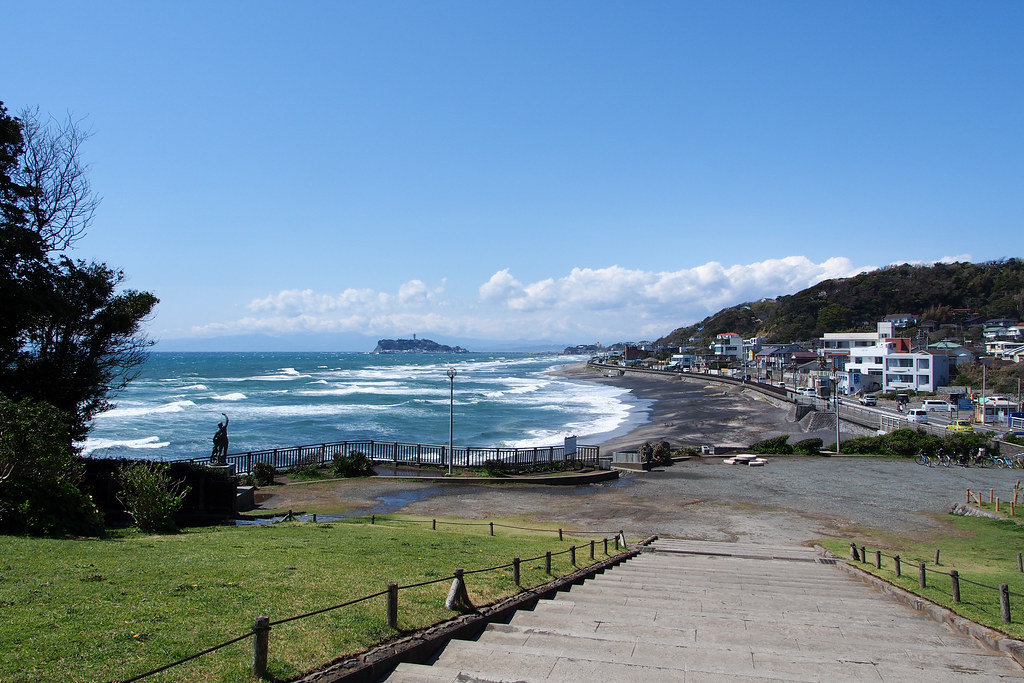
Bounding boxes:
[0,515,618,682]
[821,514,1024,640]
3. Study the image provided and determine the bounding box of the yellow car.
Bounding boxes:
[946,419,974,433]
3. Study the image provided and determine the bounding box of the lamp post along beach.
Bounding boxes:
[447,367,457,475]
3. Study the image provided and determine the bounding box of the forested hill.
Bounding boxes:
[656,259,1024,346]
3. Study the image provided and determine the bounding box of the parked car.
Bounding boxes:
[947,419,974,433]
[907,409,928,423]
[922,399,953,412]
[802,387,817,396]
[859,394,877,406]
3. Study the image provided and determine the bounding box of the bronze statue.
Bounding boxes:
[211,413,229,464]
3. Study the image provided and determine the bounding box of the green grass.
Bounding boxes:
[821,514,1024,640]
[0,516,618,682]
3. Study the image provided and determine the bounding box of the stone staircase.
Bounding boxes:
[384,539,1024,681]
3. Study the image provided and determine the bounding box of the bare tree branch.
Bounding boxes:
[15,107,100,252]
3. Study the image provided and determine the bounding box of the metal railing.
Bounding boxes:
[171,439,600,475]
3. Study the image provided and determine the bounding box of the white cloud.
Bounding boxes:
[189,257,876,342]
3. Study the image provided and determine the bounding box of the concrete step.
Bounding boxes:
[428,637,1023,682]
[380,541,1024,682]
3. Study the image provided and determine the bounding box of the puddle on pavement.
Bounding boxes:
[236,485,446,526]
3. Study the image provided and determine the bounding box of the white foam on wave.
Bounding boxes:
[80,436,170,455]
[241,367,312,382]
[96,399,197,419]
[212,392,247,401]
[179,384,208,391]
[294,383,444,398]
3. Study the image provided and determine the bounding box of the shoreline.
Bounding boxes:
[555,362,837,453]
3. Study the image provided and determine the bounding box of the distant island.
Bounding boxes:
[373,338,469,354]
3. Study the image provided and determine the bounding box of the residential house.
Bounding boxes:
[709,333,744,360]
[883,313,920,328]
[927,341,976,367]
[844,341,950,393]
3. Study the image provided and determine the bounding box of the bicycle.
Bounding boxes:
[971,449,995,468]
[915,450,933,467]
[934,449,952,467]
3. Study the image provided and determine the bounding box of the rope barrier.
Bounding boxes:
[117,630,255,682]
[853,541,1024,620]
[269,589,389,627]
[113,516,630,681]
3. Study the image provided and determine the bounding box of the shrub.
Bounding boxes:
[749,435,793,455]
[332,450,375,478]
[482,459,507,477]
[652,441,673,466]
[252,461,276,487]
[116,461,190,533]
[792,438,823,455]
[0,396,104,536]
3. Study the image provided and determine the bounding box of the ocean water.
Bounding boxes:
[83,352,649,462]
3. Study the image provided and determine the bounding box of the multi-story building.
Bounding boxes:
[844,341,950,393]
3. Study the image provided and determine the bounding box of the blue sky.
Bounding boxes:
[4,2,1021,350]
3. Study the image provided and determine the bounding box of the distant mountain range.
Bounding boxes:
[373,338,469,354]
[656,259,1024,346]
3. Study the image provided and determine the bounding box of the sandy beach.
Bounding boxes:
[554,362,842,454]
[262,362,1007,547]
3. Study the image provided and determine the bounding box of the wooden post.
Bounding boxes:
[570,545,576,567]
[489,522,494,536]
[875,549,881,569]
[978,492,983,506]
[991,488,995,504]
[615,535,620,551]
[513,557,520,587]
[312,513,317,523]
[252,615,270,678]
[558,528,563,541]
[590,539,595,560]
[997,498,1001,514]
[432,519,436,530]
[371,514,375,524]
[951,570,961,602]
[967,488,972,504]
[387,582,398,629]
[604,538,608,555]
[1013,501,1016,518]
[861,546,866,564]
[850,543,860,561]
[894,555,901,577]
[1018,553,1023,573]
[935,549,940,565]
[545,551,552,575]
[919,562,927,588]
[1002,584,1012,623]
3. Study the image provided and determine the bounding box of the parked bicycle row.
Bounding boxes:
[915,447,1020,468]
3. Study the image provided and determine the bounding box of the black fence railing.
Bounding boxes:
[170,439,600,475]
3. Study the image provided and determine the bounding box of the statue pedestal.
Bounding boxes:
[208,464,236,476]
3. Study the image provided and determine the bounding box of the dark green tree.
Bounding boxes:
[0,102,158,442]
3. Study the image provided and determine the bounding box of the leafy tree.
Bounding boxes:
[0,396,103,536]
[0,103,158,442]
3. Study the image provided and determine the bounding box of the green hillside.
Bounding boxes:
[657,259,1024,346]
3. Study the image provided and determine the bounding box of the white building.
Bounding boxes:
[844,341,950,393]
[709,332,744,360]
[820,322,897,367]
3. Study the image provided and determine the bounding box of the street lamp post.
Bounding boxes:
[447,367,457,475]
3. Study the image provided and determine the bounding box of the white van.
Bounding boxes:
[907,409,928,423]
[922,399,952,412]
